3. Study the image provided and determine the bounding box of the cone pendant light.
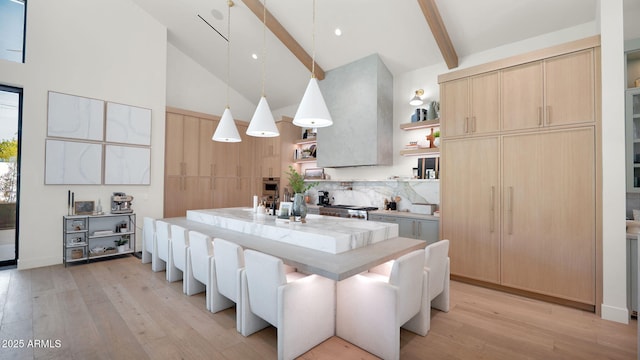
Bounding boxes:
[293,0,332,128]
[246,0,279,137]
[213,0,241,142]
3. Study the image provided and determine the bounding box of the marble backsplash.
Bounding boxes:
[305,180,439,211]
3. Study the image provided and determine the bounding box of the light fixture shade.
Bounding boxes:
[212,107,241,142]
[247,96,279,137]
[293,78,333,128]
[409,95,424,106]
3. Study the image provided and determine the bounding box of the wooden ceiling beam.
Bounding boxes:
[417,0,458,69]
[242,0,325,80]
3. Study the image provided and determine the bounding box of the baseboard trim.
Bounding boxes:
[451,275,596,312]
[17,255,60,270]
[601,304,630,324]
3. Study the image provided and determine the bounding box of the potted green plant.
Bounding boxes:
[285,165,318,219]
[115,235,129,253]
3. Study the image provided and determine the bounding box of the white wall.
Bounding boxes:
[600,0,629,324]
[0,0,167,269]
[166,43,255,122]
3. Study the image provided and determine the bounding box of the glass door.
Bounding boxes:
[0,86,21,267]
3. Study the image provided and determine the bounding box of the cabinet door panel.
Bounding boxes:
[470,72,500,134]
[165,113,184,176]
[238,124,253,178]
[502,128,595,304]
[441,137,500,283]
[396,218,415,238]
[545,49,595,126]
[417,220,439,245]
[183,116,200,176]
[199,119,215,177]
[502,61,544,131]
[441,78,469,137]
[164,176,184,218]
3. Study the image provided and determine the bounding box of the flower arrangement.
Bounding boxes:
[286,165,318,194]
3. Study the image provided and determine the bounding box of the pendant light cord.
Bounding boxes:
[261,0,267,96]
[226,0,232,108]
[311,0,316,79]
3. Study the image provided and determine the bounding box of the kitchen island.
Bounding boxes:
[187,208,399,254]
[161,209,425,280]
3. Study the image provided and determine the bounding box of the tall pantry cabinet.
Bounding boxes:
[440,36,600,309]
[164,108,254,217]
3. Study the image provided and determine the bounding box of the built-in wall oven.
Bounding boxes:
[262,177,279,207]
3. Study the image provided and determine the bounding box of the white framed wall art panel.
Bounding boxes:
[47,91,104,141]
[104,145,150,185]
[45,139,102,185]
[105,102,151,145]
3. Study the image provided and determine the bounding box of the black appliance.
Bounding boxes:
[318,191,330,205]
[319,205,378,220]
[262,177,279,208]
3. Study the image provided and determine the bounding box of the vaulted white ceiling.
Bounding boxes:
[130,0,639,110]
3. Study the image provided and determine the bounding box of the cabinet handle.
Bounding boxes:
[538,107,542,126]
[472,116,476,133]
[412,221,416,237]
[490,186,495,233]
[213,164,217,176]
[416,221,421,238]
[464,117,469,133]
[507,186,514,235]
[546,106,551,125]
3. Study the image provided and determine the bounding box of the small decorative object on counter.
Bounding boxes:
[286,165,318,221]
[292,193,307,220]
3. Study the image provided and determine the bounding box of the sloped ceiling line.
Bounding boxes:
[241,0,325,80]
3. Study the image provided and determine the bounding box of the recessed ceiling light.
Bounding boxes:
[252,53,258,60]
[334,28,342,36]
[211,9,223,20]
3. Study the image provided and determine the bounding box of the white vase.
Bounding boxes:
[434,137,440,147]
[117,245,127,253]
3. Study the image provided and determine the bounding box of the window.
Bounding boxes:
[0,0,26,63]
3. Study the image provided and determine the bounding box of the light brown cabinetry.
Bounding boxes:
[502,49,595,131]
[441,72,499,137]
[501,128,595,304]
[255,136,280,178]
[253,118,298,195]
[441,137,500,284]
[165,113,201,218]
[545,49,595,127]
[164,108,255,217]
[501,61,543,131]
[439,37,600,309]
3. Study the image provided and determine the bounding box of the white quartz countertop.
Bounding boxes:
[187,208,399,254]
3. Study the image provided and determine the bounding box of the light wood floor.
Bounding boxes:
[0,255,636,359]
